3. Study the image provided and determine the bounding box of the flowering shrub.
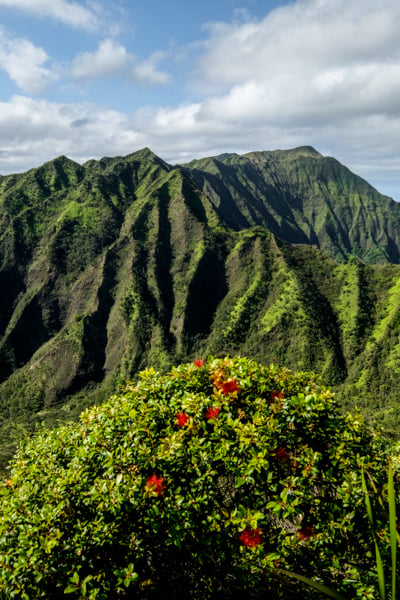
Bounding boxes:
[176,411,190,426]
[218,377,240,395]
[239,527,263,548]
[0,357,394,599]
[205,406,221,419]
[145,474,166,496]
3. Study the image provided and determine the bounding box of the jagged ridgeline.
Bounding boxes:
[1,146,400,467]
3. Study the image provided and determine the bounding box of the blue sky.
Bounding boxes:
[0,0,399,200]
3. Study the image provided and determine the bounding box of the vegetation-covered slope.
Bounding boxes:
[186,146,400,263]
[1,146,400,466]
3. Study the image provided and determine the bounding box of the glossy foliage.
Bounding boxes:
[0,357,393,599]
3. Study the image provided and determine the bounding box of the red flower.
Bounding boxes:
[176,412,189,426]
[275,447,290,462]
[194,359,204,367]
[270,390,284,400]
[239,527,263,548]
[205,406,221,420]
[298,525,314,540]
[145,475,166,496]
[218,378,239,395]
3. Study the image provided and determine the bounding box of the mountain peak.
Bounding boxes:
[126,147,170,167]
[243,146,322,162]
[286,145,322,158]
[127,147,159,160]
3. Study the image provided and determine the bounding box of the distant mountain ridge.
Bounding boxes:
[184,146,400,263]
[0,146,400,468]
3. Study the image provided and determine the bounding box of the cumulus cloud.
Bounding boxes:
[0,28,57,94]
[194,0,400,124]
[71,39,128,79]
[132,51,171,86]
[71,39,171,86]
[0,0,100,31]
[0,95,145,172]
[129,0,400,145]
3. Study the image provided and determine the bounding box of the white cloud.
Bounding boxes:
[71,39,171,86]
[195,0,400,119]
[0,0,101,31]
[132,51,171,86]
[0,95,145,172]
[0,28,57,94]
[0,92,399,201]
[71,39,128,79]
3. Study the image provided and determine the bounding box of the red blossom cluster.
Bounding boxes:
[193,359,204,367]
[297,525,314,540]
[205,406,221,420]
[274,447,290,462]
[239,527,263,548]
[145,475,166,496]
[270,390,284,401]
[212,375,240,396]
[220,378,240,395]
[176,412,189,426]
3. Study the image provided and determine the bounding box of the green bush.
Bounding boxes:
[0,357,393,599]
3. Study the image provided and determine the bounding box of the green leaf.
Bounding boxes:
[64,584,79,594]
[388,460,397,600]
[71,571,80,585]
[362,468,386,600]
[275,568,346,600]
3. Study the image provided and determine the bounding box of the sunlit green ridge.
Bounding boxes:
[0,146,400,467]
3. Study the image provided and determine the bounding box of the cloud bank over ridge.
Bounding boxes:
[0,0,399,198]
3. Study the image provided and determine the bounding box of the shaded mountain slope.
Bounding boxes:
[1,146,400,467]
[185,146,400,263]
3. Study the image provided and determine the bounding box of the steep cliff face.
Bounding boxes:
[1,146,400,467]
[185,146,400,263]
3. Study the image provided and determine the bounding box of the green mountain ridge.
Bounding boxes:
[0,145,400,468]
[185,146,400,263]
